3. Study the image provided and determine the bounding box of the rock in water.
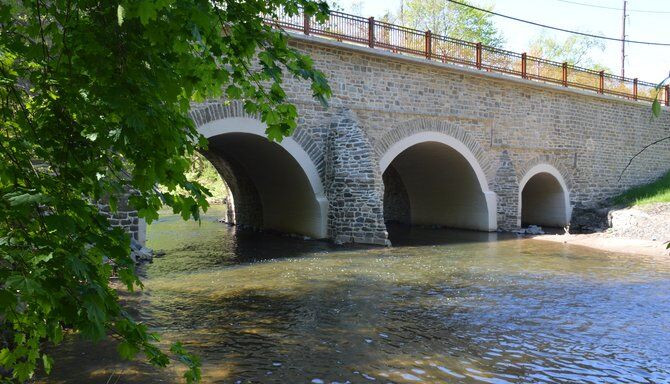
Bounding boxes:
[525,225,545,235]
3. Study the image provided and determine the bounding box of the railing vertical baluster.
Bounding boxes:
[303,12,310,35]
[476,43,482,69]
[599,71,604,94]
[562,62,568,87]
[425,30,432,59]
[368,17,375,48]
[521,53,527,79]
[665,85,670,106]
[633,78,638,100]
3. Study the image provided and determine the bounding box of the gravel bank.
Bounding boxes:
[534,203,670,257]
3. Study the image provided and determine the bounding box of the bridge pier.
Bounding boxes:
[325,108,390,245]
[493,150,521,231]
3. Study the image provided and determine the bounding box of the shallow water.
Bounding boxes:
[44,206,670,383]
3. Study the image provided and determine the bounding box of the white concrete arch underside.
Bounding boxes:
[518,163,572,228]
[379,131,497,232]
[198,117,328,239]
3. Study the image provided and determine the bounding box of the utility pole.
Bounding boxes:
[621,0,627,78]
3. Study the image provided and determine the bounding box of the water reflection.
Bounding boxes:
[43,206,670,383]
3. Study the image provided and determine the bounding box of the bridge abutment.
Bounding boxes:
[98,191,146,246]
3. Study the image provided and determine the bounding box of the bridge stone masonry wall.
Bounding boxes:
[98,191,146,246]
[325,108,389,245]
[184,35,669,246]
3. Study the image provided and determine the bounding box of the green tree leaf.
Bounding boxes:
[652,98,661,117]
[0,348,12,367]
[137,1,158,25]
[118,340,140,360]
[42,354,54,374]
[6,192,50,207]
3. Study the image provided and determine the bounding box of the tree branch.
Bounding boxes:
[618,135,670,182]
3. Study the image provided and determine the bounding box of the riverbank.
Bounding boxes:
[533,233,669,258]
[534,202,670,258]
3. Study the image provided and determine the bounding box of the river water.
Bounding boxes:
[44,206,670,383]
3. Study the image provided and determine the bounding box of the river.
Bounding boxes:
[43,205,670,383]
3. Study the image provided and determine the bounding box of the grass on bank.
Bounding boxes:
[613,171,670,207]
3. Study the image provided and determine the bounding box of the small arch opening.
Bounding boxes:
[520,171,569,228]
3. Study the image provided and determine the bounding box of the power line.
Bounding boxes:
[445,0,670,46]
[556,0,670,14]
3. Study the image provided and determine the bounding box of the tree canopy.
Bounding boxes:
[0,0,330,382]
[399,0,505,47]
[528,33,607,70]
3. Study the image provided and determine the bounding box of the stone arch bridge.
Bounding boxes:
[175,36,669,246]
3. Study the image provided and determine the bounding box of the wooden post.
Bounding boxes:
[562,62,568,87]
[521,53,527,79]
[633,78,638,100]
[303,13,310,35]
[665,85,670,106]
[368,17,375,48]
[476,43,482,69]
[599,70,604,94]
[425,30,432,59]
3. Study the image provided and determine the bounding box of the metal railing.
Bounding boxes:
[266,8,669,105]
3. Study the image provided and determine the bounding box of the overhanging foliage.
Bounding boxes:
[0,0,330,382]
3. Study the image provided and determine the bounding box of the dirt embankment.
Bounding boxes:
[535,203,670,257]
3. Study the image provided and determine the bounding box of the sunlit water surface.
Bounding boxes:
[44,206,670,383]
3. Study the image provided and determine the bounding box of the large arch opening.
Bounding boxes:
[197,118,327,239]
[380,132,497,233]
[519,165,571,228]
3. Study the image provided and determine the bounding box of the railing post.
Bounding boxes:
[599,70,604,94]
[665,85,669,106]
[521,53,527,79]
[368,17,375,48]
[633,78,638,100]
[562,62,568,87]
[425,30,432,59]
[303,13,310,35]
[476,42,482,69]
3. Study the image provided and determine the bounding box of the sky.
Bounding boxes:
[331,0,670,83]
